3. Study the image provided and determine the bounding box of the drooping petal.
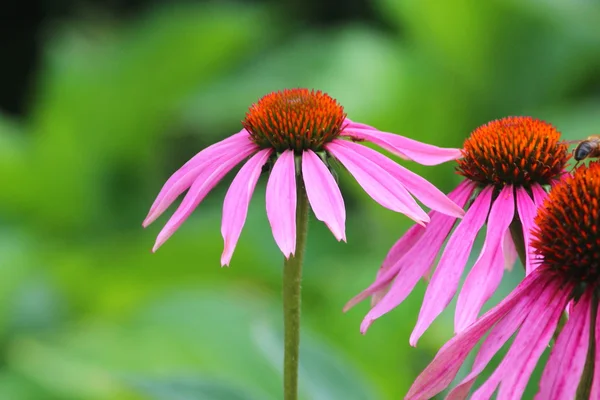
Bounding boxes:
[341,119,463,165]
[590,302,600,399]
[455,185,515,333]
[503,230,517,271]
[474,279,572,400]
[326,139,429,225]
[369,225,425,307]
[152,143,259,252]
[405,269,548,400]
[144,130,253,226]
[266,150,297,258]
[302,150,346,241]
[220,149,272,266]
[336,139,464,218]
[516,187,538,274]
[410,187,493,346]
[345,181,474,315]
[446,280,544,400]
[536,288,592,400]
[531,183,548,207]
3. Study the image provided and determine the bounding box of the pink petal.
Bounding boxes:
[454,185,515,333]
[503,230,517,271]
[345,181,474,314]
[302,150,346,241]
[531,183,548,207]
[358,215,457,333]
[266,150,297,258]
[484,280,572,400]
[405,269,548,400]
[536,289,592,400]
[335,138,464,218]
[446,280,544,400]
[410,187,493,346]
[516,187,538,274]
[369,223,426,308]
[220,149,273,266]
[144,130,252,226]
[341,119,462,165]
[152,144,258,252]
[326,139,429,225]
[590,301,600,399]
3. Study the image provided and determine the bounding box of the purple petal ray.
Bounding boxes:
[144,130,252,226]
[446,280,542,400]
[590,302,600,398]
[302,150,346,241]
[410,186,493,346]
[266,150,297,258]
[220,148,273,266]
[516,187,538,274]
[326,139,429,225]
[151,143,258,252]
[455,185,515,333]
[341,119,462,165]
[536,288,592,400]
[344,181,474,315]
[405,269,549,400]
[473,279,572,400]
[531,183,548,207]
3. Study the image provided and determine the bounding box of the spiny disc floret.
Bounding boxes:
[532,162,600,285]
[457,116,569,188]
[243,89,347,152]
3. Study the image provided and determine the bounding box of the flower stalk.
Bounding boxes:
[282,174,309,400]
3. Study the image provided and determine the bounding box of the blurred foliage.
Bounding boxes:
[1,0,600,399]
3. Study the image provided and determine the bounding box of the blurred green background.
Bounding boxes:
[2,0,600,399]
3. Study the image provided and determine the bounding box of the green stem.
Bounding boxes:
[576,291,598,400]
[509,219,527,269]
[283,178,309,400]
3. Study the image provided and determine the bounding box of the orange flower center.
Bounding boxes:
[457,116,569,188]
[242,89,346,152]
[532,162,600,285]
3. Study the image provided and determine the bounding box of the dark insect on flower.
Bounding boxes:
[568,134,600,167]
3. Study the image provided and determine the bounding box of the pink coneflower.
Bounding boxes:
[143,88,464,265]
[406,162,600,400]
[345,116,571,343]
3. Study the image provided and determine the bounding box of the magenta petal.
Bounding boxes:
[369,181,474,307]
[220,149,272,266]
[302,150,346,241]
[266,150,297,258]
[516,187,538,274]
[446,280,544,400]
[335,138,464,218]
[345,181,474,315]
[359,216,457,333]
[341,121,462,165]
[489,281,572,400]
[410,187,493,346]
[590,302,600,399]
[326,139,429,225]
[152,143,258,252]
[536,289,592,400]
[405,269,547,400]
[531,183,548,207]
[455,185,515,333]
[144,130,252,226]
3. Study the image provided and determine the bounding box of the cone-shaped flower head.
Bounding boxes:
[406,161,600,400]
[346,116,571,343]
[143,88,465,265]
